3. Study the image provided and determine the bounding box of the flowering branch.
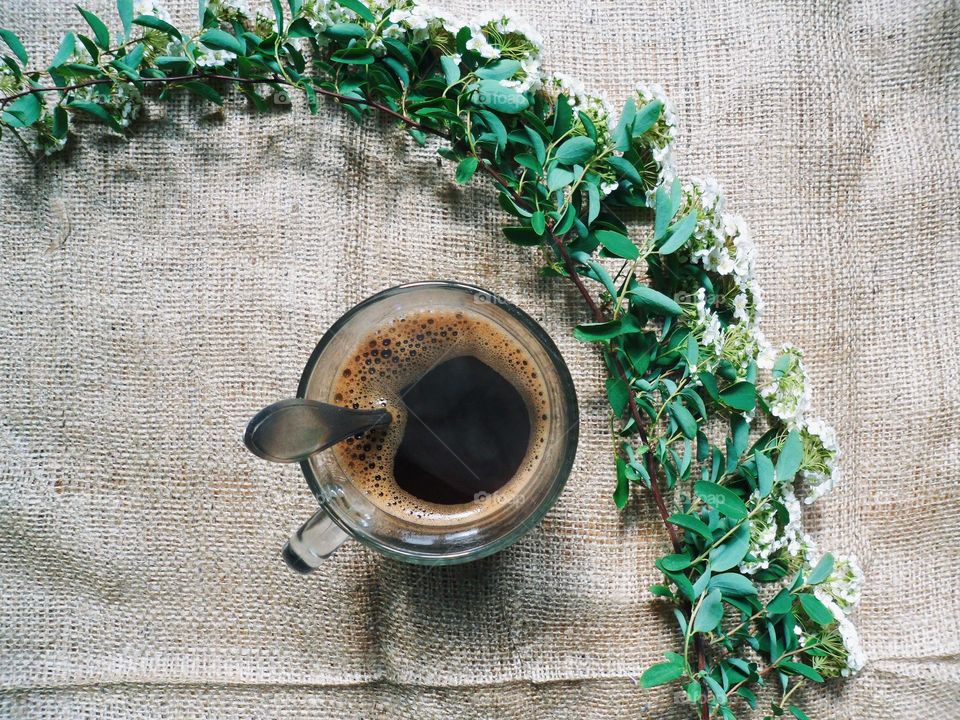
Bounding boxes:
[0,1,866,717]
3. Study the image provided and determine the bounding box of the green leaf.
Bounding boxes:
[631,99,662,137]
[778,660,824,683]
[324,22,366,39]
[501,226,541,246]
[607,155,642,184]
[708,573,758,597]
[789,706,812,720]
[531,210,546,236]
[382,37,415,67]
[653,182,675,240]
[798,593,835,626]
[573,317,641,342]
[117,0,134,39]
[766,587,795,615]
[76,6,111,49]
[699,371,720,402]
[50,32,77,67]
[693,588,724,633]
[613,456,629,509]
[546,166,574,192]
[475,59,521,80]
[183,81,223,105]
[455,156,478,184]
[0,28,28,65]
[669,401,697,440]
[629,286,681,316]
[694,481,748,520]
[709,522,751,571]
[51,106,69,138]
[776,429,803,481]
[667,513,712,541]
[639,660,684,688]
[337,0,376,23]
[474,79,528,114]
[586,182,600,223]
[133,15,182,41]
[476,109,506,152]
[611,96,635,152]
[704,675,728,705]
[200,28,245,54]
[661,553,692,571]
[440,55,460,85]
[121,42,145,70]
[755,451,775,497]
[659,210,697,255]
[605,376,629,417]
[66,99,122,130]
[525,126,546,165]
[382,56,408,86]
[719,381,756,411]
[594,229,638,260]
[554,135,596,165]
[271,0,284,32]
[1,93,42,127]
[807,553,835,586]
[331,47,374,64]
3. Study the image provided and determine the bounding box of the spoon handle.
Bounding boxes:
[244,398,391,464]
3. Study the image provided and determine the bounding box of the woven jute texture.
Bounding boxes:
[1,0,958,717]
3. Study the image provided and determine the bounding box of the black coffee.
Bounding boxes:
[330,309,549,524]
[393,355,531,504]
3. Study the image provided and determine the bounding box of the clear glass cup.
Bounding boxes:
[282,281,579,571]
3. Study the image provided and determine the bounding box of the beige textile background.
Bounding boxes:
[1,0,959,717]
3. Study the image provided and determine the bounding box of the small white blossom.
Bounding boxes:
[796,416,841,502]
[465,33,501,59]
[133,0,171,22]
[760,345,810,423]
[822,595,868,676]
[732,292,749,323]
[739,483,805,575]
[808,550,864,614]
[195,43,236,68]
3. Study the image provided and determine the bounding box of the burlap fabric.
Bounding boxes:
[2,0,958,717]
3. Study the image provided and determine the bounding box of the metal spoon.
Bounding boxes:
[244,398,392,463]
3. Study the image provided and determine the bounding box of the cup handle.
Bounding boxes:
[282,509,351,574]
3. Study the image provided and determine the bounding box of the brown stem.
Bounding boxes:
[696,634,709,718]
[1,72,435,136]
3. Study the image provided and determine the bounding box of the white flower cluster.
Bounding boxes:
[292,0,360,42]
[387,4,460,44]
[209,0,251,20]
[635,82,677,201]
[195,43,237,68]
[812,552,864,613]
[739,483,805,575]
[133,0,171,22]
[797,415,841,503]
[760,345,811,422]
[377,3,543,89]
[472,9,543,60]
[821,594,868,676]
[69,42,143,128]
[543,71,618,143]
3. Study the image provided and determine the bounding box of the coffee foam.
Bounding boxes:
[328,309,551,526]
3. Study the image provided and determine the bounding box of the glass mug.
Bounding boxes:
[253,281,579,572]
